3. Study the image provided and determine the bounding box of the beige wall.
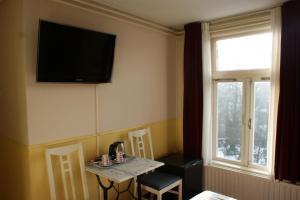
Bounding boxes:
[0,0,179,198]
[97,33,176,131]
[0,1,31,199]
[0,0,28,144]
[23,0,177,145]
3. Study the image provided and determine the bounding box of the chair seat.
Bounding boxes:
[138,172,181,190]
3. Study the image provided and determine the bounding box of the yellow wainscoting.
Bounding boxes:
[28,118,178,200]
[0,136,31,200]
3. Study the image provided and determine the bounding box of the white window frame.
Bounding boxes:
[211,31,273,173]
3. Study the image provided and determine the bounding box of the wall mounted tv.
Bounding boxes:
[37,20,116,83]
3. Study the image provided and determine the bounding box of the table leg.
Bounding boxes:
[96,175,114,200]
[112,178,135,200]
[137,175,142,200]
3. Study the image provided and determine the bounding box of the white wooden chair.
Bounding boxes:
[128,128,182,200]
[45,143,89,200]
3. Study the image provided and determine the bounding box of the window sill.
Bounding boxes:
[209,160,273,180]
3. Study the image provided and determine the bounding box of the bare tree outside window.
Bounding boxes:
[217,82,243,161]
[252,82,270,166]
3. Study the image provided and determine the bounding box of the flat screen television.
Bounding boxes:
[37,20,116,83]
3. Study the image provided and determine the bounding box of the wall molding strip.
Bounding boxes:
[28,118,177,149]
[52,0,180,36]
[98,118,177,136]
[29,134,97,150]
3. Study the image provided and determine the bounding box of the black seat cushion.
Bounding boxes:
[138,172,181,190]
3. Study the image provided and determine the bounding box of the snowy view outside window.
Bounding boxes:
[252,82,270,166]
[217,82,243,161]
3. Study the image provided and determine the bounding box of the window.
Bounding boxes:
[212,31,273,171]
[216,33,273,71]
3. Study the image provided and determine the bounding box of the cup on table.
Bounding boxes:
[101,154,110,166]
[116,152,124,163]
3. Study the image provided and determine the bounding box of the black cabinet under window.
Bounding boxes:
[157,154,203,200]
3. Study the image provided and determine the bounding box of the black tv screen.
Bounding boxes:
[37,20,116,83]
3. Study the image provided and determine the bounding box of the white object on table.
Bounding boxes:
[86,156,164,183]
[190,191,236,200]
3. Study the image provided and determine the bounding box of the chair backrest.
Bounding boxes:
[128,127,154,160]
[45,143,89,200]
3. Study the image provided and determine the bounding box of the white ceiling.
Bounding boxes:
[93,0,287,30]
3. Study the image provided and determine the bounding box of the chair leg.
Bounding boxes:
[133,178,137,199]
[157,194,162,200]
[178,181,182,200]
[99,186,103,200]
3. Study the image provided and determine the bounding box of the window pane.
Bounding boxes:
[216,33,273,71]
[252,82,270,166]
[217,82,243,161]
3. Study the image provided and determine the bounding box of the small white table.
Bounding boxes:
[86,157,164,200]
[190,191,236,200]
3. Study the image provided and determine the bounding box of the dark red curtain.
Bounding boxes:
[275,0,300,183]
[183,23,203,158]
